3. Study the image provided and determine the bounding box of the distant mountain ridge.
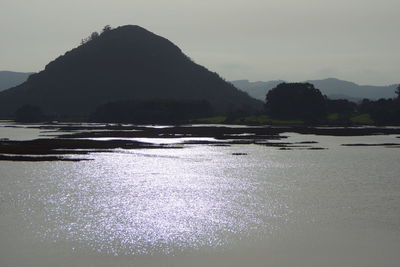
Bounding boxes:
[0,25,262,118]
[0,71,33,91]
[232,78,398,102]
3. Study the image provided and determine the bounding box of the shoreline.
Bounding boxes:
[1,122,400,161]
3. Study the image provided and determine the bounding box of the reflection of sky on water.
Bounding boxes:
[0,123,42,140]
[12,146,291,255]
[80,137,223,144]
[2,126,400,266]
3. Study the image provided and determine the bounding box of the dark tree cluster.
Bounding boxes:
[15,104,45,122]
[80,25,113,45]
[81,32,99,45]
[265,82,400,125]
[359,98,400,124]
[356,84,400,124]
[90,99,214,124]
[326,99,357,115]
[325,98,358,123]
[265,83,326,122]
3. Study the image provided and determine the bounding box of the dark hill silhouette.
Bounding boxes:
[0,25,262,119]
[0,71,33,91]
[307,78,397,100]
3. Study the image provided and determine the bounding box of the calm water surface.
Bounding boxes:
[0,123,399,266]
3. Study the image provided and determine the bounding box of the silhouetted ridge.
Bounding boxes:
[0,25,262,120]
[0,71,33,91]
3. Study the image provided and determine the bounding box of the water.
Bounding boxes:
[0,124,400,266]
[0,121,42,140]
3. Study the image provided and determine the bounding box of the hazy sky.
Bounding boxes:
[1,0,399,85]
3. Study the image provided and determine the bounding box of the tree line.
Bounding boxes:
[13,82,400,125]
[265,83,400,125]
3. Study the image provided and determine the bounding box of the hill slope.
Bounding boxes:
[232,78,398,102]
[0,25,262,118]
[0,71,33,91]
[231,80,284,101]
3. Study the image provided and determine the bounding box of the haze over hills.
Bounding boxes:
[232,78,398,102]
[0,71,33,91]
[0,25,262,119]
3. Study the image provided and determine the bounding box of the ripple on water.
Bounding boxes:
[7,146,292,255]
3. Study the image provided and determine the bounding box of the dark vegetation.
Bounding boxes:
[0,155,85,162]
[0,138,172,155]
[15,104,46,122]
[2,123,400,161]
[264,83,400,125]
[0,124,324,162]
[0,137,181,162]
[265,83,326,123]
[90,99,214,124]
[9,81,399,125]
[358,97,400,125]
[0,25,262,121]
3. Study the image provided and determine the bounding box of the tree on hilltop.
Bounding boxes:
[102,25,112,33]
[81,31,100,45]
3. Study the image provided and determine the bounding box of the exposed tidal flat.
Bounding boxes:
[0,121,400,266]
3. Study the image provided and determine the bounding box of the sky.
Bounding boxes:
[1,0,399,85]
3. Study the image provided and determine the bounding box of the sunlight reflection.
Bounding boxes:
[15,146,291,255]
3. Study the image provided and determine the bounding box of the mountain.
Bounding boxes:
[306,78,397,100]
[0,71,33,91]
[232,78,398,102]
[231,80,284,101]
[0,25,262,118]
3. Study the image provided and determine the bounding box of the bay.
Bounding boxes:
[0,123,399,266]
